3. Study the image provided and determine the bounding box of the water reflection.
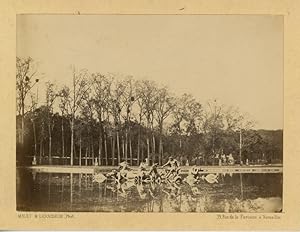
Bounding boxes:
[16,169,282,213]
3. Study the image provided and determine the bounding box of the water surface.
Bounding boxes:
[16,169,282,212]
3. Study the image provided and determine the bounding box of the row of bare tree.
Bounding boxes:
[17,57,280,166]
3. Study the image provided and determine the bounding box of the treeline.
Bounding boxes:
[16,57,283,166]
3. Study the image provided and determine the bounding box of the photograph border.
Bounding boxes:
[0,0,299,230]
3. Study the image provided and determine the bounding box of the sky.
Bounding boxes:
[17,15,283,130]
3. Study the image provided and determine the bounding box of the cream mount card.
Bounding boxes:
[0,0,299,230]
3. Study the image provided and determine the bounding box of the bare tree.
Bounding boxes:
[80,87,96,165]
[137,80,158,165]
[109,78,128,165]
[92,74,113,165]
[45,82,57,164]
[119,77,136,165]
[29,93,38,160]
[59,68,91,165]
[182,95,203,136]
[134,80,148,164]
[202,99,225,164]
[58,86,69,162]
[16,57,40,145]
[154,87,175,165]
[224,106,255,164]
[171,93,203,161]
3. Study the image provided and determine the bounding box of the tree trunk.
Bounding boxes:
[212,133,215,157]
[39,139,43,164]
[79,132,82,166]
[104,135,108,165]
[73,142,76,164]
[137,116,142,164]
[32,121,37,158]
[117,131,120,164]
[141,146,144,163]
[125,130,128,163]
[85,147,88,166]
[61,117,65,164]
[152,134,156,164]
[112,135,115,166]
[91,136,94,165]
[161,141,164,165]
[159,137,162,166]
[39,123,44,164]
[70,118,74,166]
[158,124,163,166]
[129,136,133,166]
[146,137,150,165]
[239,129,242,164]
[21,102,25,145]
[98,133,102,166]
[137,130,140,165]
[121,137,125,159]
[21,116,24,144]
[42,140,45,157]
[48,123,52,165]
[158,130,161,165]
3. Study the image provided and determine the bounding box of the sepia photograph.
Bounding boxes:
[16,15,283,213]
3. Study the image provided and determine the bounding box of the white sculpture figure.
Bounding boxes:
[218,159,222,166]
[145,158,149,166]
[201,173,218,184]
[227,153,234,165]
[92,173,107,183]
[186,159,189,166]
[32,156,37,165]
